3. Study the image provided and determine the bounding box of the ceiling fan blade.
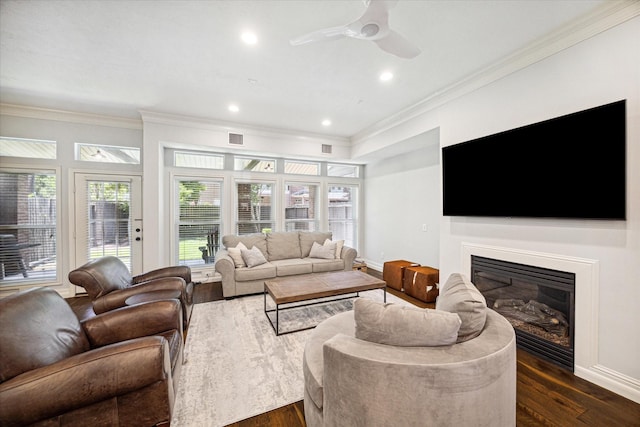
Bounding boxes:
[289,25,348,46]
[374,29,421,58]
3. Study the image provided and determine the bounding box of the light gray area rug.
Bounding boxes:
[171,289,408,426]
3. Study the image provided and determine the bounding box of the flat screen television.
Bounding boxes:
[442,100,626,220]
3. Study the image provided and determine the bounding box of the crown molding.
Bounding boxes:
[139,110,350,145]
[351,0,640,144]
[0,103,142,130]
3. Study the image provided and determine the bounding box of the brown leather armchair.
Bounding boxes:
[68,256,194,328]
[0,287,183,426]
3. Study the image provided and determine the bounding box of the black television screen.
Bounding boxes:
[442,100,626,220]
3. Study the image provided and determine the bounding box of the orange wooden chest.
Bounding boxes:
[383,260,419,291]
[403,266,440,302]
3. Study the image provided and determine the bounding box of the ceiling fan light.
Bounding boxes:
[379,71,393,81]
[241,31,258,45]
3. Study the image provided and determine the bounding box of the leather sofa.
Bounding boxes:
[68,256,194,328]
[0,287,183,426]
[214,231,357,298]
[303,273,517,427]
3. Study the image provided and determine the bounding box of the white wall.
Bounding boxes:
[362,141,441,271]
[359,16,640,401]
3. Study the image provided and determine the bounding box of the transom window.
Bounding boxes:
[328,163,359,177]
[234,157,275,173]
[284,160,319,176]
[0,137,56,159]
[76,143,140,164]
[175,151,224,169]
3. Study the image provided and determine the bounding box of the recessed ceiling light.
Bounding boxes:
[228,104,239,113]
[379,71,394,81]
[322,119,332,127]
[241,31,258,45]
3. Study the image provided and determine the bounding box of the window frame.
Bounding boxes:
[283,181,321,232]
[0,164,62,287]
[234,179,277,235]
[173,175,225,267]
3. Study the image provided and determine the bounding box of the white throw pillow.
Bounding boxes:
[227,242,248,268]
[240,245,268,268]
[354,298,461,347]
[309,241,336,260]
[324,238,344,259]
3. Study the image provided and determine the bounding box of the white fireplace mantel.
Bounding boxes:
[461,242,640,403]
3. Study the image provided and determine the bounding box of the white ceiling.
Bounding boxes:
[0,0,613,139]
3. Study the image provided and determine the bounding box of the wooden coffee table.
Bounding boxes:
[264,270,386,335]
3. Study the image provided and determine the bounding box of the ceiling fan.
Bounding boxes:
[289,0,421,59]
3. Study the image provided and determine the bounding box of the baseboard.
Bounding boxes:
[575,364,640,404]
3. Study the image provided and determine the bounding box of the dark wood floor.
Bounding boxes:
[67,273,640,427]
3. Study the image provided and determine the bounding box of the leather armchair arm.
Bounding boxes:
[133,265,191,285]
[82,299,182,348]
[0,336,171,426]
[93,276,186,314]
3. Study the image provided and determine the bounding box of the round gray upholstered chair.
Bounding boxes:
[303,273,517,427]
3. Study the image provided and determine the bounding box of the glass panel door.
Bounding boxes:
[74,174,142,278]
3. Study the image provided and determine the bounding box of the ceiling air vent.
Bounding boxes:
[229,133,244,146]
[321,144,332,154]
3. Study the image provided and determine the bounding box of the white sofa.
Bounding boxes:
[214,231,357,298]
[303,273,517,427]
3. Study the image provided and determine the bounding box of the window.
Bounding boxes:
[236,182,274,234]
[85,180,132,268]
[284,183,319,231]
[175,151,224,169]
[76,143,140,164]
[234,157,275,173]
[0,137,56,159]
[284,160,319,176]
[0,169,57,283]
[328,185,357,248]
[175,179,223,266]
[328,163,359,178]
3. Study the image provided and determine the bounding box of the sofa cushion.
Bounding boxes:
[223,233,267,257]
[309,258,344,273]
[241,246,268,268]
[234,262,276,282]
[309,241,336,259]
[266,232,302,260]
[436,273,487,343]
[299,231,332,257]
[354,298,461,347]
[227,242,248,268]
[270,259,313,276]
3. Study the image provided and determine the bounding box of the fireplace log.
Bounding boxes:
[493,299,568,337]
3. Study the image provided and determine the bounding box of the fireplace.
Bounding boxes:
[471,255,575,371]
